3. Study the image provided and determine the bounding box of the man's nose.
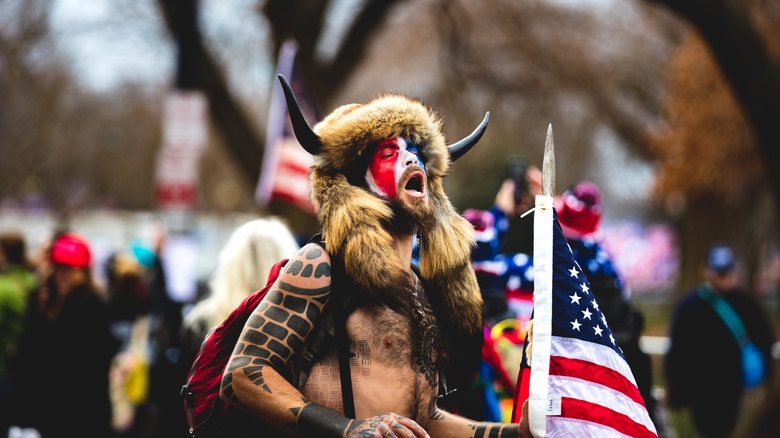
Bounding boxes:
[402,150,418,167]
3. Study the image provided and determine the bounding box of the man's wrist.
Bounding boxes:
[298,402,351,438]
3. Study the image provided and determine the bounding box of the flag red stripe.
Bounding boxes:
[550,356,646,406]
[560,397,657,438]
[278,161,311,175]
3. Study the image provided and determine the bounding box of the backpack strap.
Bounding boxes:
[698,285,750,346]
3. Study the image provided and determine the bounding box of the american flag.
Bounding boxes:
[516,195,657,438]
[255,38,316,213]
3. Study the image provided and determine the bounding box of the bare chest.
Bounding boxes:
[300,293,446,426]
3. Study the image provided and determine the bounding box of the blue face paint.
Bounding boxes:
[405,139,425,173]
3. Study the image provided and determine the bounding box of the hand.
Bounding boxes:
[494,179,516,217]
[346,413,430,438]
[518,400,532,438]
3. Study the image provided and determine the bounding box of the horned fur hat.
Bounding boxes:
[279,75,487,335]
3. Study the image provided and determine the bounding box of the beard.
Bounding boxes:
[386,194,436,236]
[386,167,436,235]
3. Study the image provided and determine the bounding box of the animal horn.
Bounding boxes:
[278,74,321,155]
[448,111,490,161]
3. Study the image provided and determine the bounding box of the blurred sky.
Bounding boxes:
[48,0,366,93]
[50,0,173,91]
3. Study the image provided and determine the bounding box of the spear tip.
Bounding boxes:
[542,124,555,197]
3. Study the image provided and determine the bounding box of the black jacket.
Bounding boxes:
[665,286,775,409]
[14,282,119,437]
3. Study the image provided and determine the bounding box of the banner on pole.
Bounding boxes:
[255,39,316,214]
[155,91,208,211]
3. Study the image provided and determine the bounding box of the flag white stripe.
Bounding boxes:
[546,416,633,438]
[473,226,497,243]
[529,195,555,437]
[548,376,657,432]
[550,336,637,386]
[472,259,506,275]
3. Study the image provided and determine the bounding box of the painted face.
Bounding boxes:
[366,137,426,199]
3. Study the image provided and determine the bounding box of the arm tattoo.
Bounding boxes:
[431,408,520,438]
[430,410,447,421]
[223,245,331,397]
[469,423,520,438]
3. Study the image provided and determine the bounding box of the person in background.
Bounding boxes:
[0,231,37,437]
[105,252,154,437]
[180,217,300,368]
[463,159,542,327]
[665,244,775,438]
[14,232,119,438]
[410,162,541,420]
[456,160,542,421]
[107,253,152,337]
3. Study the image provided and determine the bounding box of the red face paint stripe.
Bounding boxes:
[367,139,401,198]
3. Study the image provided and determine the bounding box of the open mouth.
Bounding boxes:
[403,171,426,198]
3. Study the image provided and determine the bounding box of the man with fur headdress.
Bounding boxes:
[220,76,531,438]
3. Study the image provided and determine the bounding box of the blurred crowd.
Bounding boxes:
[0,225,179,438]
[0,171,777,438]
[0,217,300,438]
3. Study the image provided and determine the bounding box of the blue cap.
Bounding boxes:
[708,245,735,273]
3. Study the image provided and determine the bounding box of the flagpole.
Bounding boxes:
[528,124,556,437]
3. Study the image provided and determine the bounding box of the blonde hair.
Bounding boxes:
[184,217,299,332]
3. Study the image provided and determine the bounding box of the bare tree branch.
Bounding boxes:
[317,0,403,102]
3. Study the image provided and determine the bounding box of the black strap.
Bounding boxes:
[336,309,356,418]
[309,233,356,419]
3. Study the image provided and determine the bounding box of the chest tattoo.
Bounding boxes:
[409,274,445,389]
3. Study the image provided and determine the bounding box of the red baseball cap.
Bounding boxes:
[555,181,603,238]
[50,233,92,269]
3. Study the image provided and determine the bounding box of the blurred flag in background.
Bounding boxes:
[255,39,316,214]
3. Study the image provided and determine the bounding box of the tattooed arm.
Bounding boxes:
[220,243,428,438]
[426,400,532,438]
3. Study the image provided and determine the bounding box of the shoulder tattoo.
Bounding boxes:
[225,245,332,391]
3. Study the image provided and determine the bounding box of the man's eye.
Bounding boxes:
[405,142,420,157]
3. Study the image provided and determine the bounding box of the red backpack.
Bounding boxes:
[180,258,288,437]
